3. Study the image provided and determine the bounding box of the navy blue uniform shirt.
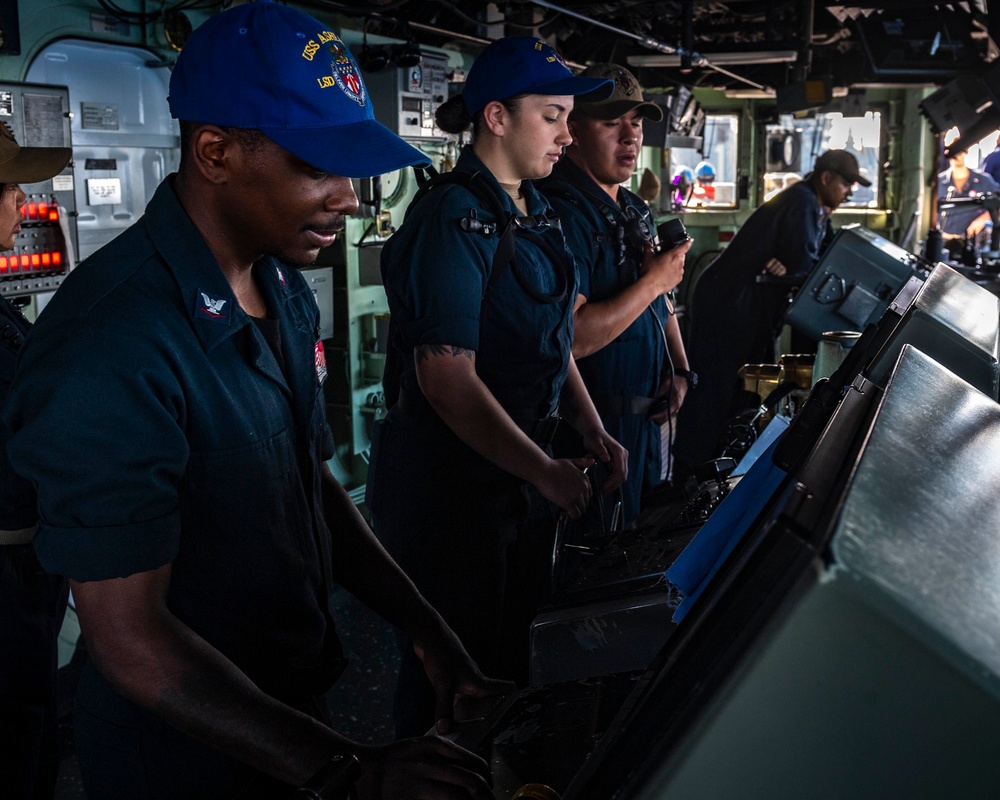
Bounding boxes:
[981,147,1000,186]
[938,167,999,237]
[381,146,577,422]
[4,177,343,695]
[696,178,832,312]
[674,177,833,473]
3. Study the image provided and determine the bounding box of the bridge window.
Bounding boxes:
[765,112,883,209]
[668,113,739,209]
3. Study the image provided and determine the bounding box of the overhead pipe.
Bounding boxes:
[529,0,771,90]
[530,0,685,56]
[303,0,767,87]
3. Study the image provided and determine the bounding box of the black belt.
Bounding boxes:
[0,526,36,545]
[592,395,656,416]
[514,415,562,446]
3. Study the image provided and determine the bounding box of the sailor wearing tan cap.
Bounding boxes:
[0,122,72,800]
[673,148,871,478]
[538,63,692,524]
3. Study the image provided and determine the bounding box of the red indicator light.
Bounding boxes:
[52,252,62,266]
[26,203,37,219]
[37,203,48,218]
[41,252,51,266]
[31,254,40,268]
[0,257,8,271]
[48,209,59,221]
[19,255,29,267]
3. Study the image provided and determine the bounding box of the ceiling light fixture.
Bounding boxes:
[723,88,778,99]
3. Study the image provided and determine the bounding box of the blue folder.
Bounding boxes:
[666,436,788,622]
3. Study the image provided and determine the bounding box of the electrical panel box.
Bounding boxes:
[0,82,76,297]
[27,40,178,265]
[301,266,335,340]
[365,50,450,141]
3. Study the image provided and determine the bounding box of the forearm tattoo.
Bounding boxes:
[415,344,475,362]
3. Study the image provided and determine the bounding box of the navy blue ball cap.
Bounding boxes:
[462,37,614,116]
[168,0,429,178]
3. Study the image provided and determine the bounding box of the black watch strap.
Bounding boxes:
[296,753,361,799]
[673,367,698,388]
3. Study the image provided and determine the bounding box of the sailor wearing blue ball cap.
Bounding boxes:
[369,36,628,737]
[4,2,514,798]
[167,0,428,178]
[460,35,617,116]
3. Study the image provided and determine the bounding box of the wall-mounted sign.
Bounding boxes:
[87,178,121,206]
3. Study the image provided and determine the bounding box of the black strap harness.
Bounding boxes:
[411,166,573,302]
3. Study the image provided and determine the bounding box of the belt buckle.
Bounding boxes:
[533,416,560,446]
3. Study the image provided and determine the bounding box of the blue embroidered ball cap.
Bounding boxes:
[168,0,428,178]
[462,37,614,116]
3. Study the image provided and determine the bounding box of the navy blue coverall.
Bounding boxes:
[369,147,577,736]
[673,179,833,474]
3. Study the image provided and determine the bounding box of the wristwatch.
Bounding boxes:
[298,753,361,799]
[673,367,698,388]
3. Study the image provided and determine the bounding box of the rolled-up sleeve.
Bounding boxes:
[5,317,187,581]
[393,186,494,352]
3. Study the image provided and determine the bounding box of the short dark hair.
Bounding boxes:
[177,121,269,170]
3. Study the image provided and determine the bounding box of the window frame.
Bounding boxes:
[666,111,741,211]
[763,106,888,211]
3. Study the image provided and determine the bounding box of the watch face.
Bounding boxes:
[408,64,423,91]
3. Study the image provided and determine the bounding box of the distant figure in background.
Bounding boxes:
[692,160,716,204]
[673,149,869,478]
[981,133,1000,185]
[938,147,998,251]
[983,135,1000,250]
[984,134,1000,251]
[671,165,694,210]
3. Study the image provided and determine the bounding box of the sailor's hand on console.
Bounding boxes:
[649,373,688,423]
[641,238,690,294]
[762,257,787,276]
[411,625,515,736]
[967,213,991,236]
[354,736,494,800]
[534,457,594,519]
[581,428,628,493]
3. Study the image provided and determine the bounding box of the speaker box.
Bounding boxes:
[785,225,923,341]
